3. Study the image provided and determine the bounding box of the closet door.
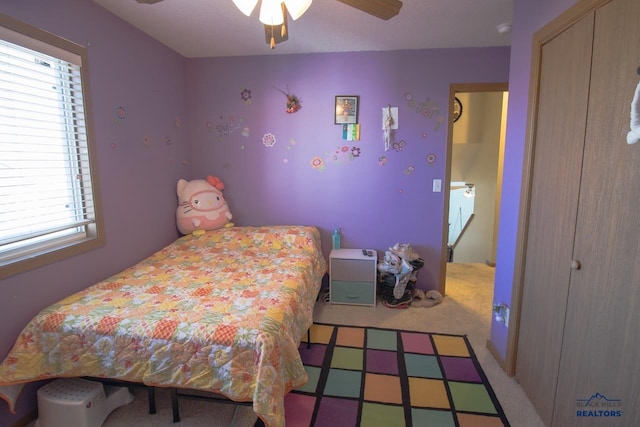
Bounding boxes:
[514,12,594,426]
[552,0,640,424]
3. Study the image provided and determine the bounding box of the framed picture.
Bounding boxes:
[335,95,359,124]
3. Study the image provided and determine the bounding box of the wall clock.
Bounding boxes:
[453,97,463,123]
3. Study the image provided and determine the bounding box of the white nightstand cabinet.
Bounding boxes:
[329,249,377,306]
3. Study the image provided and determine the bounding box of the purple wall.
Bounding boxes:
[0,0,585,423]
[184,48,509,288]
[491,0,579,359]
[0,1,187,424]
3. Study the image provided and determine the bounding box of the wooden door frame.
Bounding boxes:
[501,0,612,376]
[439,82,508,296]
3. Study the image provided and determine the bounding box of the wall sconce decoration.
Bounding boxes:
[273,85,301,113]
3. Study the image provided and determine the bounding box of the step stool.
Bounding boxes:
[35,378,134,427]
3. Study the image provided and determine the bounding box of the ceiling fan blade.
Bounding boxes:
[135,0,164,4]
[336,0,402,20]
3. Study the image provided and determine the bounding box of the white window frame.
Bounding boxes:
[0,13,104,279]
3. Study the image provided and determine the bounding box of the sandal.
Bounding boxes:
[410,289,426,307]
[411,289,443,307]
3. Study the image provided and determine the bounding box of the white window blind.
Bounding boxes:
[0,25,99,268]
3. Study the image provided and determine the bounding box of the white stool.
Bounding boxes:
[35,378,134,427]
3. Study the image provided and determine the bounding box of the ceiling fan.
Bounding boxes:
[134,0,403,49]
[263,0,403,48]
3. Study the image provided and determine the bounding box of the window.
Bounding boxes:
[0,15,104,279]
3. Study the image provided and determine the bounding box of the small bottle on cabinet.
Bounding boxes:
[332,228,341,250]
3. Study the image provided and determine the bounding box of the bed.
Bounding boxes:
[0,225,327,427]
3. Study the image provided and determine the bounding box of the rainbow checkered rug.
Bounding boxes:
[284,323,509,427]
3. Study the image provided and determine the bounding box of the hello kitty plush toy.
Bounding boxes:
[176,176,233,235]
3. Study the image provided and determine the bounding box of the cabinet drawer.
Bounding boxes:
[331,258,375,282]
[330,280,375,305]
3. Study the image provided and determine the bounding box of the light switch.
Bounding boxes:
[433,179,442,192]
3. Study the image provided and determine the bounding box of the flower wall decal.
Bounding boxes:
[263,133,276,147]
[116,106,126,120]
[405,92,445,131]
[114,106,126,124]
[393,140,406,152]
[310,156,325,170]
[240,88,252,104]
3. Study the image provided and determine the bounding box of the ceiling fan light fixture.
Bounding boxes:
[259,0,285,25]
[284,0,312,20]
[232,0,259,16]
[464,183,475,198]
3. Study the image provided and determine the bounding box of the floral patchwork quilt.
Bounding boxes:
[0,225,327,427]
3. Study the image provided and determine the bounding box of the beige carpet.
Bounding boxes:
[29,263,544,427]
[313,263,544,427]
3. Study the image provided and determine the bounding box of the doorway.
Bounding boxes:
[438,83,508,295]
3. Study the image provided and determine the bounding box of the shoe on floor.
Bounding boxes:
[411,289,443,307]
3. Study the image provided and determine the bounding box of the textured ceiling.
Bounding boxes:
[92,0,513,58]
